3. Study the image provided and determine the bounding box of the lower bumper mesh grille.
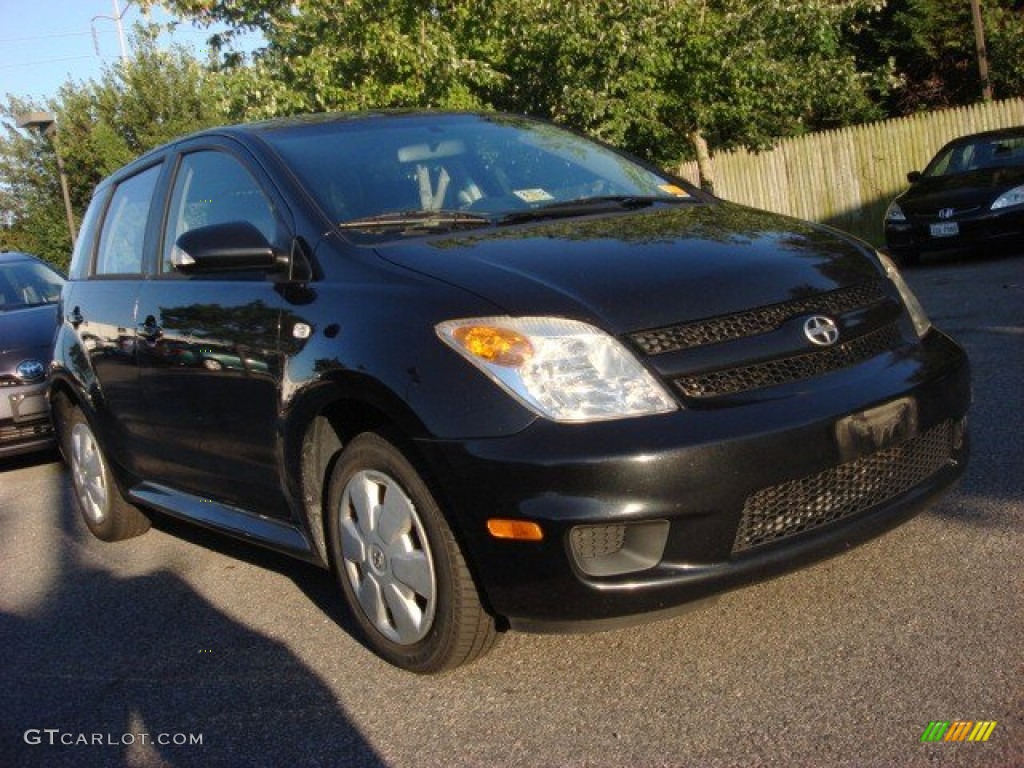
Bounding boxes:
[733,421,953,553]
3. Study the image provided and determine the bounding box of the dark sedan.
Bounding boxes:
[0,251,64,458]
[51,112,969,672]
[884,126,1024,265]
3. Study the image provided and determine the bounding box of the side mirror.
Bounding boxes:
[172,221,288,274]
[906,171,922,184]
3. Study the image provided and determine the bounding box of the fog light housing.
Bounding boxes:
[569,520,669,577]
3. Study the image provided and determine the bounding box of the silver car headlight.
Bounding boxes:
[436,316,678,423]
[991,184,1024,211]
[878,252,931,339]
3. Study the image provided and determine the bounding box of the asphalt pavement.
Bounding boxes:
[1,253,1021,767]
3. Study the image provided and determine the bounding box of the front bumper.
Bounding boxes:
[0,380,55,458]
[418,330,970,630]
[885,205,1024,255]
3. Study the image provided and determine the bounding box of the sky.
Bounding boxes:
[0,0,262,103]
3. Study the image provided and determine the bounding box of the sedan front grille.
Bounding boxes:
[674,323,901,399]
[733,421,953,553]
[0,420,53,442]
[630,281,886,355]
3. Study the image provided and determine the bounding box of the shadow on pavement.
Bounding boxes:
[1,471,387,768]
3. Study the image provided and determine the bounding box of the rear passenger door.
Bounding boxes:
[135,140,291,517]
[64,161,164,475]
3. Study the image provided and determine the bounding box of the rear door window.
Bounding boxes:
[94,164,161,276]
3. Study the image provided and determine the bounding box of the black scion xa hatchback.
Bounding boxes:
[51,113,970,673]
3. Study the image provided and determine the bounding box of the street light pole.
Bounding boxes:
[16,111,78,248]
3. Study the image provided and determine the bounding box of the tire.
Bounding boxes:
[64,406,150,542]
[326,432,497,673]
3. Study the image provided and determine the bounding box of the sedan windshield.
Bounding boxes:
[0,260,64,311]
[923,133,1024,178]
[263,114,698,235]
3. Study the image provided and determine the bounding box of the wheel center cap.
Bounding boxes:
[369,545,387,573]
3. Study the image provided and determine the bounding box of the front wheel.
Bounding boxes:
[326,432,497,673]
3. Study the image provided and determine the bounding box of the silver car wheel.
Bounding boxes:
[338,469,437,645]
[70,421,109,525]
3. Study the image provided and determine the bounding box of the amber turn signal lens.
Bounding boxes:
[487,519,544,541]
[453,325,534,367]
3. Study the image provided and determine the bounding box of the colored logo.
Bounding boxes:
[920,721,997,742]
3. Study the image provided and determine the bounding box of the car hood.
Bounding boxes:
[373,202,883,334]
[899,166,1024,213]
[0,304,59,373]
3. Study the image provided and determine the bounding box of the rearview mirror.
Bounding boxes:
[907,171,922,184]
[172,221,287,273]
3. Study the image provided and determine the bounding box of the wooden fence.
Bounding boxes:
[676,98,1024,245]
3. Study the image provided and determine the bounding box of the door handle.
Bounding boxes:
[67,306,84,327]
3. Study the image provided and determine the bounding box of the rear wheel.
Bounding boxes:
[326,432,497,673]
[64,406,150,541]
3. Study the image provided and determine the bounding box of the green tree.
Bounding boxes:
[153,0,888,185]
[0,26,227,270]
[850,0,1024,113]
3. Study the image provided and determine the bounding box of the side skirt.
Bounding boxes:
[129,482,322,565]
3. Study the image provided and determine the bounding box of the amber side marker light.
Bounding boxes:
[487,519,544,541]
[453,325,533,366]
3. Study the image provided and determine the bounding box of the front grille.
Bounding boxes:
[675,323,901,399]
[630,281,886,355]
[733,421,953,553]
[0,420,53,442]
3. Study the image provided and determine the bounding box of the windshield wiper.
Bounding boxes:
[338,210,494,231]
[497,195,690,225]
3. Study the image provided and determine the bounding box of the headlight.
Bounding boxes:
[877,252,931,339]
[991,184,1024,210]
[436,316,678,422]
[885,201,906,222]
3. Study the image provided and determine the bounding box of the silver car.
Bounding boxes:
[0,251,64,458]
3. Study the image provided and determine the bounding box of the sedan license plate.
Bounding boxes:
[835,397,918,462]
[929,221,959,238]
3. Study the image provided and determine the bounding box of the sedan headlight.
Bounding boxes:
[877,252,931,339]
[436,316,678,422]
[991,184,1024,210]
[885,201,906,222]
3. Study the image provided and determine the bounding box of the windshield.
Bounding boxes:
[0,259,64,311]
[264,114,698,235]
[923,133,1024,178]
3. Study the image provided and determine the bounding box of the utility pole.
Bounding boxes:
[970,0,993,102]
[113,1,129,62]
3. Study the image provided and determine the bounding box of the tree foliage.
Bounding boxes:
[850,0,1024,113]
[152,0,887,169]
[0,26,227,269]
